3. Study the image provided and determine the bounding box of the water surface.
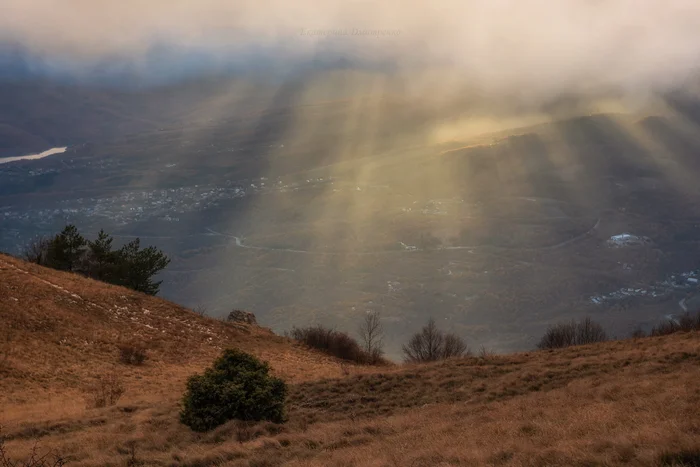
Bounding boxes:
[0,147,68,165]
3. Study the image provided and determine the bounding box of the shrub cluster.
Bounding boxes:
[288,325,379,364]
[540,311,700,349]
[402,318,469,363]
[86,372,125,408]
[118,344,147,366]
[0,431,67,467]
[658,449,700,467]
[180,349,287,432]
[650,311,700,337]
[537,317,607,349]
[22,225,170,296]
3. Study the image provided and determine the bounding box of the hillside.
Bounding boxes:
[0,253,343,407]
[1,254,700,466]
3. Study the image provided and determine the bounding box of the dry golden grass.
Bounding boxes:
[2,254,700,466]
[0,253,346,414]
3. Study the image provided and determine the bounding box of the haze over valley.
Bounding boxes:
[2,1,700,357]
[3,85,700,358]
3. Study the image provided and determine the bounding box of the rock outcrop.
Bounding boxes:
[227,309,258,325]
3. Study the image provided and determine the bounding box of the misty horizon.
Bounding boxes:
[1,1,699,103]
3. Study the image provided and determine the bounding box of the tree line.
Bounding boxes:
[23,224,170,295]
[292,311,700,364]
[289,313,470,364]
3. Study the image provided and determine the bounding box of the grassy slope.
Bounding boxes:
[0,254,343,407]
[1,254,699,466]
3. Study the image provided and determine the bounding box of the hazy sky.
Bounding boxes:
[2,0,700,97]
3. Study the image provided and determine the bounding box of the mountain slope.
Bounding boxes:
[0,253,343,409]
[1,254,699,466]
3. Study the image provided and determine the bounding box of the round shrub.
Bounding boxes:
[180,349,287,432]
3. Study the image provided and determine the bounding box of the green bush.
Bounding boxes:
[180,349,287,432]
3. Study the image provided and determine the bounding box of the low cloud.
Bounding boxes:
[2,0,700,100]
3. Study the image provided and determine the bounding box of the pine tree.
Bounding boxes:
[115,239,171,295]
[86,229,115,280]
[26,224,170,296]
[46,224,86,272]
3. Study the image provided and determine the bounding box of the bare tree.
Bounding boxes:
[537,322,576,349]
[443,332,469,359]
[358,311,385,363]
[575,316,607,344]
[403,318,443,362]
[22,235,51,265]
[537,317,607,349]
[650,311,700,336]
[477,345,494,360]
[0,427,68,466]
[403,318,468,363]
